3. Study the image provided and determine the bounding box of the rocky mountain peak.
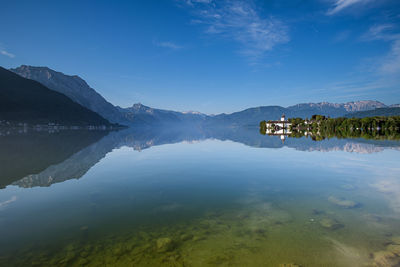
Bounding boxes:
[288,100,387,112]
[343,100,386,112]
[127,103,154,114]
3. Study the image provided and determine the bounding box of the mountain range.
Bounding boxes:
[6,65,400,126]
[10,65,127,124]
[11,65,206,125]
[205,100,399,126]
[344,107,400,118]
[0,67,114,126]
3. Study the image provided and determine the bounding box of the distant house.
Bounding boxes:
[266,114,292,129]
[265,115,292,141]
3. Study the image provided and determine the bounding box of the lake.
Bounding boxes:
[1,127,400,266]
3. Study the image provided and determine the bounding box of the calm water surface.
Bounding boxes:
[1,127,400,266]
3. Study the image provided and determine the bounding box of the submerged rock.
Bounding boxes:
[387,244,400,256]
[156,238,175,252]
[319,218,344,230]
[373,250,399,266]
[392,236,400,245]
[328,196,358,208]
[371,238,400,266]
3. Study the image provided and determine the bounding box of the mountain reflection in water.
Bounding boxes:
[1,126,399,188]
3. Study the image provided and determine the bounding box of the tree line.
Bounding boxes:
[260,115,400,140]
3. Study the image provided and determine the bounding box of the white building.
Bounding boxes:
[265,115,292,143]
[265,115,292,130]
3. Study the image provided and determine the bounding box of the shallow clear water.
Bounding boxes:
[1,127,400,266]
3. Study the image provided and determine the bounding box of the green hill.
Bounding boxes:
[0,67,113,126]
[344,107,400,118]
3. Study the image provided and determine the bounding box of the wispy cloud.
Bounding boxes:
[327,0,374,15]
[380,39,400,74]
[0,49,15,58]
[362,24,400,75]
[180,0,289,61]
[362,23,399,41]
[314,22,398,103]
[155,41,183,50]
[286,76,399,103]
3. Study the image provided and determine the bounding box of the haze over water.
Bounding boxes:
[1,128,400,266]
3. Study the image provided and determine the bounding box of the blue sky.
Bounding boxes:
[1,0,400,114]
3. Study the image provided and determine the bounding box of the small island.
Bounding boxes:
[260,115,400,141]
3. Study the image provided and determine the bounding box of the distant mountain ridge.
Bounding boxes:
[11,65,207,125]
[344,107,400,118]
[11,65,127,124]
[119,103,207,125]
[8,65,399,126]
[206,100,395,126]
[288,101,386,112]
[0,67,113,126]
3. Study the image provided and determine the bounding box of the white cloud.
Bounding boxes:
[0,49,15,58]
[327,0,373,15]
[380,39,400,74]
[155,41,183,50]
[362,24,399,41]
[363,24,400,75]
[368,24,394,37]
[181,0,289,61]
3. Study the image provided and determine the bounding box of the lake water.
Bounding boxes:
[1,127,400,266]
